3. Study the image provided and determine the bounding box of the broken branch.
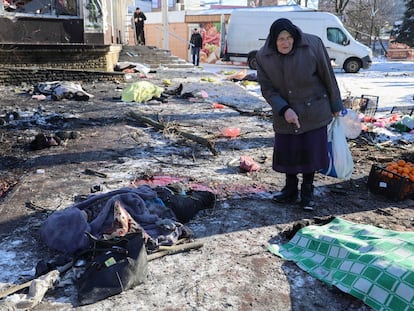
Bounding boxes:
[128,110,218,156]
[0,241,203,300]
[148,241,204,261]
[0,261,73,300]
[218,103,271,117]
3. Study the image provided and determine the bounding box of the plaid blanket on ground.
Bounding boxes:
[268,217,414,311]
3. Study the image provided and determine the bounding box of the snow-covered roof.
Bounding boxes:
[185,5,314,16]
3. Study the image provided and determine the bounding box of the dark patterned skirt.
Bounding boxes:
[273,126,328,174]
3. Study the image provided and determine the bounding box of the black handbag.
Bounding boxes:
[77,232,148,306]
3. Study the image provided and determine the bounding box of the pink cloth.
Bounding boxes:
[240,156,260,172]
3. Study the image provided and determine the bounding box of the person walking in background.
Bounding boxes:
[189,28,203,66]
[256,18,343,210]
[134,7,146,45]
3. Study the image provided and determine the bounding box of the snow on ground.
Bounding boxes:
[203,58,414,110]
[336,59,414,109]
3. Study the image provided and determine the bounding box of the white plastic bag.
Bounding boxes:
[320,117,354,179]
[340,109,362,139]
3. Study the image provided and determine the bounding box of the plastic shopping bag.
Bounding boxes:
[319,117,354,179]
[340,109,362,139]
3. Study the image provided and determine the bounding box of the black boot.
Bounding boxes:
[300,184,315,210]
[273,175,298,203]
[155,187,216,223]
[169,190,216,223]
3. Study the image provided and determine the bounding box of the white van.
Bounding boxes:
[222,6,372,73]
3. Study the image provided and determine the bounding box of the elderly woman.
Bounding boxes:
[256,18,343,210]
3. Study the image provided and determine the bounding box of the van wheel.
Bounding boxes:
[248,54,257,70]
[343,58,361,73]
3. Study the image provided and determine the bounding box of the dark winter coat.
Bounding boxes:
[190,33,203,48]
[256,21,343,135]
[40,185,186,254]
[134,11,146,29]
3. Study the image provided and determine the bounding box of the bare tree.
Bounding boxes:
[257,0,404,55]
[319,0,352,15]
[345,0,403,51]
[319,0,404,55]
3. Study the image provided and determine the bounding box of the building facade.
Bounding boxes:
[0,0,133,45]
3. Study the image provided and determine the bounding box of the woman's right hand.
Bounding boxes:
[284,108,301,128]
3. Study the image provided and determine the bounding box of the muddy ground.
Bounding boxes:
[0,67,413,311]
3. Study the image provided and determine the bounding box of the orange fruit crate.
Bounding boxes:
[368,164,414,201]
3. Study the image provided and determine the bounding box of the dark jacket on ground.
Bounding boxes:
[256,24,343,135]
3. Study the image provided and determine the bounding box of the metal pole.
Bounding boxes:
[110,0,114,43]
[162,0,169,49]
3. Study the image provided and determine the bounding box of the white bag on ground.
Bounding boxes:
[320,117,354,179]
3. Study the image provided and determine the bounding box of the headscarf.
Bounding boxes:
[267,18,302,51]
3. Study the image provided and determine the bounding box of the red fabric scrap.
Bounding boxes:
[221,127,240,138]
[240,156,260,172]
[212,102,225,109]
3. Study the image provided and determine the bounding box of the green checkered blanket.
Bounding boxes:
[268,217,414,311]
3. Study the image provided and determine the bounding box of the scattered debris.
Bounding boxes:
[220,127,241,138]
[84,169,107,178]
[128,110,218,155]
[30,133,60,150]
[114,62,151,75]
[33,81,94,101]
[0,63,413,310]
[239,155,260,173]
